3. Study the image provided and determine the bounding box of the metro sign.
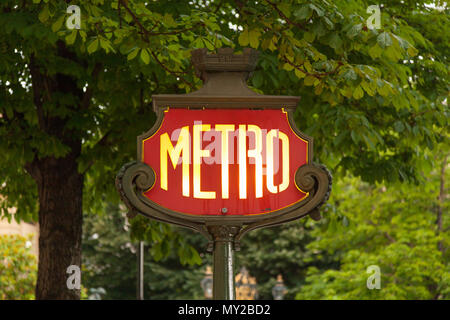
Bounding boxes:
[116,48,331,301]
[116,48,331,241]
[140,108,310,216]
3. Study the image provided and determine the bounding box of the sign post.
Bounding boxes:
[116,48,332,300]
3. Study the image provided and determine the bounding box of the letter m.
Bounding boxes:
[160,126,190,196]
[222,305,233,315]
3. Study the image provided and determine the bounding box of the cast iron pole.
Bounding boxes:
[137,241,144,300]
[208,225,240,300]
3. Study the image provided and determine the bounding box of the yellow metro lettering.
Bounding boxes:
[215,124,235,199]
[266,129,290,194]
[160,126,190,197]
[193,124,216,199]
[238,124,247,199]
[160,124,290,199]
[247,125,263,198]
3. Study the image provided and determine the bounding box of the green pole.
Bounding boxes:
[213,237,235,300]
[208,225,240,300]
[137,241,144,300]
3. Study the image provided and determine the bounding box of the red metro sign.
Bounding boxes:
[116,48,332,300]
[116,48,331,241]
[141,108,310,216]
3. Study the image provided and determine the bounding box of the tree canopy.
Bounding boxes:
[1,0,447,219]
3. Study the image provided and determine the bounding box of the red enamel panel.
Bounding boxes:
[142,108,308,215]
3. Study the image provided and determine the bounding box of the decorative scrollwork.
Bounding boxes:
[116,160,331,247]
[115,161,213,241]
[295,169,316,191]
[295,163,332,221]
[116,161,155,212]
[295,163,332,210]
[115,161,139,217]
[134,164,155,191]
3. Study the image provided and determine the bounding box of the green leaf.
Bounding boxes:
[238,29,249,46]
[65,30,77,45]
[192,37,204,48]
[310,4,324,17]
[340,86,353,98]
[294,5,312,21]
[87,39,99,54]
[140,49,150,64]
[347,24,362,39]
[283,63,294,72]
[304,60,313,73]
[362,134,376,150]
[248,29,261,49]
[407,45,418,57]
[361,81,375,96]
[312,20,327,37]
[38,5,50,23]
[328,33,342,50]
[304,31,315,42]
[252,71,263,87]
[203,39,215,50]
[385,46,402,61]
[353,86,364,99]
[377,82,390,96]
[295,68,306,79]
[268,35,277,51]
[392,94,405,109]
[377,32,392,48]
[304,75,317,86]
[100,38,115,53]
[189,246,202,265]
[343,68,357,81]
[314,83,324,95]
[322,16,334,30]
[351,130,360,143]
[51,15,65,33]
[407,91,419,110]
[79,30,87,41]
[163,13,176,28]
[127,47,139,60]
[368,44,382,59]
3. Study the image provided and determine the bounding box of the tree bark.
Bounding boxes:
[34,154,83,300]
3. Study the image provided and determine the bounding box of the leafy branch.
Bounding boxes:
[265,0,308,31]
[281,55,344,79]
[118,0,195,88]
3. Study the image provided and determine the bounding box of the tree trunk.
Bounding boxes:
[27,41,85,299]
[34,154,83,300]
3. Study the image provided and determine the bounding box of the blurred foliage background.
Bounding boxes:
[0,235,37,300]
[81,149,448,300]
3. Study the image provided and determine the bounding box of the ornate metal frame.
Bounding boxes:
[115,48,332,249]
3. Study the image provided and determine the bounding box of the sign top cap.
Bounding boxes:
[152,48,300,110]
[191,48,259,80]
